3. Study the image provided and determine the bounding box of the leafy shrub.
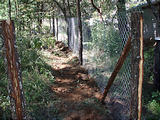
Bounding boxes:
[29,34,56,50]
[23,67,55,118]
[0,50,11,119]
[41,35,56,49]
[90,21,122,63]
[147,91,160,120]
[147,91,160,117]
[142,47,160,119]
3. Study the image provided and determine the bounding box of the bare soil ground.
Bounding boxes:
[41,41,113,120]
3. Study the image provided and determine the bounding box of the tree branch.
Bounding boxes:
[52,0,68,21]
[67,0,72,16]
[8,0,11,20]
[90,0,101,13]
[53,0,65,14]
[90,0,103,21]
[53,0,63,11]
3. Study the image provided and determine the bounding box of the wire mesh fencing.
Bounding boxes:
[18,6,143,119]
[53,8,145,120]
[82,11,132,120]
[54,11,138,119]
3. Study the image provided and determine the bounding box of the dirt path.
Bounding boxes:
[41,42,112,120]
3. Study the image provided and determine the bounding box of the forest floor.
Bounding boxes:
[40,41,113,120]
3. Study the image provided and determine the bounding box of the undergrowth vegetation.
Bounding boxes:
[0,29,57,119]
[85,21,160,119]
[143,48,160,120]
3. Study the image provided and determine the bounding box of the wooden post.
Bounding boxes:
[100,36,131,104]
[130,12,143,120]
[1,20,26,120]
[138,14,144,120]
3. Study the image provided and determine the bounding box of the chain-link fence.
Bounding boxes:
[54,5,151,119]
[82,11,132,120]
[0,1,159,119]
[54,12,133,119]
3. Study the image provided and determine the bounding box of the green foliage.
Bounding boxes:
[40,35,56,49]
[146,91,160,120]
[18,33,57,119]
[29,34,55,50]
[89,21,121,64]
[0,52,11,119]
[0,1,9,19]
[142,47,160,120]
[144,48,154,81]
[147,91,160,116]
[23,67,55,117]
[148,100,160,115]
[0,27,57,118]
[152,91,160,101]
[31,37,42,49]
[0,76,10,117]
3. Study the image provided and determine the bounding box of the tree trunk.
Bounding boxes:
[56,18,58,41]
[77,0,83,65]
[154,41,160,91]
[154,15,160,91]
[14,0,18,18]
[8,0,11,20]
[37,3,40,33]
[40,2,43,27]
[37,2,43,33]
[67,0,72,16]
[49,15,52,33]
[62,0,70,48]
[67,19,70,48]
[52,14,55,37]
[53,0,69,44]
[154,3,160,91]
[66,0,71,48]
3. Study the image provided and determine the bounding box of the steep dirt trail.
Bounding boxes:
[41,42,112,120]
